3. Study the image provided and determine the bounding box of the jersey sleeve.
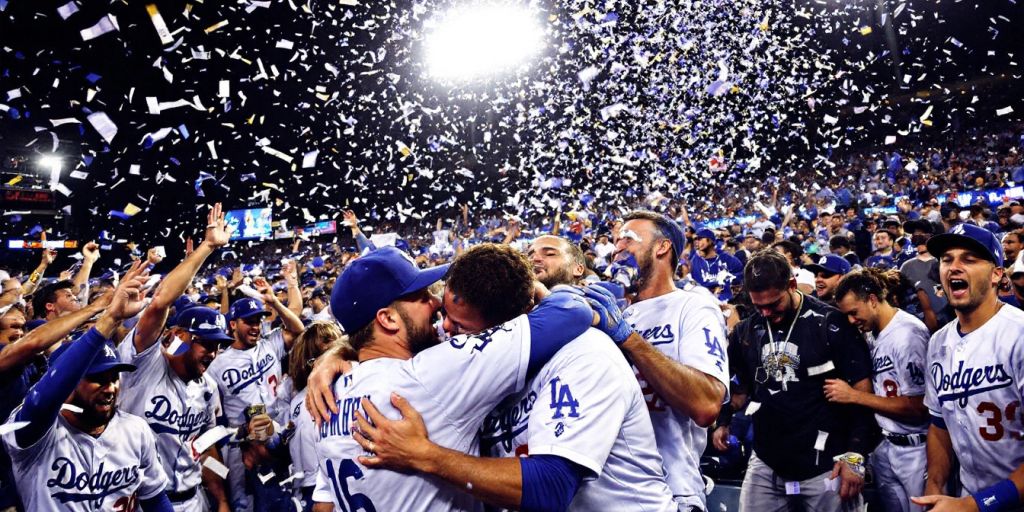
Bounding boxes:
[674,297,730,391]
[312,465,334,503]
[136,421,170,499]
[1,403,55,461]
[894,323,928,397]
[266,328,287,360]
[525,346,625,477]
[116,327,164,389]
[410,315,531,430]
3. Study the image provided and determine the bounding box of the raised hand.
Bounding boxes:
[203,203,231,249]
[106,261,151,321]
[82,241,100,264]
[147,247,165,265]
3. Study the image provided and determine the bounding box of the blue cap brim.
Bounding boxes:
[87,362,137,375]
[233,311,270,321]
[401,263,449,296]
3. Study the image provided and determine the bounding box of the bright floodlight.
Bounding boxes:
[38,155,63,189]
[425,4,544,81]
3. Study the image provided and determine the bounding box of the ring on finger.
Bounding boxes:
[367,441,376,453]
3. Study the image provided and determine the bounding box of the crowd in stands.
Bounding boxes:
[0,123,1023,511]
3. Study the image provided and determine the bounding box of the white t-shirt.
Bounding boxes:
[623,289,730,509]
[793,266,816,289]
[925,305,1024,493]
[206,329,287,426]
[871,310,928,435]
[482,329,676,511]
[2,410,168,511]
[117,335,223,493]
[313,316,533,511]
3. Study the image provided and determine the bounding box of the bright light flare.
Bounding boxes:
[425,3,544,82]
[38,155,63,189]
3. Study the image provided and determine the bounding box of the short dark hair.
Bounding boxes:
[772,240,803,261]
[346,317,376,353]
[829,234,852,249]
[32,280,74,319]
[744,250,793,292]
[623,210,680,269]
[445,244,534,326]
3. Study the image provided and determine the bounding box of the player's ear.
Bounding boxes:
[376,307,401,333]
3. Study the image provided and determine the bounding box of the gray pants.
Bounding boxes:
[739,452,865,512]
[871,439,927,512]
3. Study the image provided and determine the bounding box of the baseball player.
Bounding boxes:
[915,224,1024,512]
[346,252,675,510]
[310,245,596,511]
[830,269,930,512]
[206,284,305,511]
[1,263,173,511]
[614,211,730,511]
[117,203,232,512]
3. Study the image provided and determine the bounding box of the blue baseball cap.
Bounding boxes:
[174,306,233,343]
[50,340,136,376]
[805,254,852,276]
[927,223,1004,267]
[227,297,269,322]
[695,228,716,241]
[330,247,449,332]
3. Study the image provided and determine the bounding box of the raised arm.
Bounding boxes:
[133,204,231,353]
[281,259,303,319]
[20,247,56,296]
[73,242,100,302]
[255,277,304,349]
[14,262,149,448]
[0,292,111,375]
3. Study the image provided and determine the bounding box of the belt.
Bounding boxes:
[885,431,926,447]
[166,486,198,503]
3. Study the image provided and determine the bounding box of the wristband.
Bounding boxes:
[29,272,41,283]
[972,479,1019,512]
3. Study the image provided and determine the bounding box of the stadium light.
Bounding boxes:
[38,155,63,189]
[425,3,544,82]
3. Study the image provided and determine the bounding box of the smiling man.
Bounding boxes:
[526,235,586,289]
[913,224,1024,512]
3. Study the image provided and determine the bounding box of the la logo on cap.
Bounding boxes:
[951,224,965,235]
[104,345,117,358]
[819,256,828,264]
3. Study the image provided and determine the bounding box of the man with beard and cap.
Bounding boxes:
[117,203,233,512]
[206,271,305,511]
[308,244,598,512]
[344,249,675,510]
[527,234,587,288]
[1,262,174,511]
[689,228,744,302]
[914,224,1024,512]
[806,254,852,306]
[613,210,730,511]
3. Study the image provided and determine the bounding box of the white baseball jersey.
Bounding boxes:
[872,310,929,435]
[481,328,676,511]
[116,334,223,498]
[313,316,534,511]
[623,288,730,509]
[289,389,319,488]
[2,409,168,511]
[925,304,1024,493]
[206,329,287,426]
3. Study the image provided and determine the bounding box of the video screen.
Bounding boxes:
[225,208,273,240]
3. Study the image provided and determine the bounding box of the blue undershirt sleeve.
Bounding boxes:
[525,292,593,376]
[519,454,588,512]
[355,233,376,253]
[14,328,108,448]
[140,491,174,512]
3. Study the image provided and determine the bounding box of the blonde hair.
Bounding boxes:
[288,321,352,391]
